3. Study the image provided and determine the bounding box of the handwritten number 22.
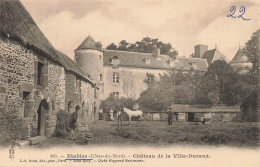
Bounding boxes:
[227,6,250,21]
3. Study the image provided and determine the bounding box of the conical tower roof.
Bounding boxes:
[75,35,101,51]
[231,48,249,63]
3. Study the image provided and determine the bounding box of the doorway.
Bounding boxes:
[188,113,195,122]
[37,100,48,136]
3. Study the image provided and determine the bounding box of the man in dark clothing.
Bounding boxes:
[168,107,173,125]
[117,110,123,126]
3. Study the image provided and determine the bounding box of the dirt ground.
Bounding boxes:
[35,120,260,148]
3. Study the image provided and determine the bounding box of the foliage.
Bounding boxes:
[143,73,155,86]
[239,29,259,121]
[54,110,78,137]
[241,29,260,75]
[106,121,259,147]
[0,116,28,144]
[201,60,243,105]
[138,70,203,110]
[138,58,257,114]
[106,37,178,57]
[100,93,136,112]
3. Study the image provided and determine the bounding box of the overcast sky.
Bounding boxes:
[21,0,260,60]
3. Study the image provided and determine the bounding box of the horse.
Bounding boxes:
[123,107,143,123]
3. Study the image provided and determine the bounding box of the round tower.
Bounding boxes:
[74,35,104,97]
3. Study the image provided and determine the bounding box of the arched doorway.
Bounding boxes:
[37,99,48,136]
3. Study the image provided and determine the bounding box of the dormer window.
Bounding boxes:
[111,55,119,66]
[189,62,198,70]
[144,58,150,64]
[169,59,174,67]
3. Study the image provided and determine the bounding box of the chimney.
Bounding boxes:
[152,48,160,58]
[194,44,208,58]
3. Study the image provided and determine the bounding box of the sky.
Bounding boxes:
[21,0,260,61]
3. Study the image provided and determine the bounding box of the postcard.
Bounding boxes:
[0,0,259,166]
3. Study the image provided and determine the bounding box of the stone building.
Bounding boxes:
[0,0,99,137]
[75,36,209,100]
[192,44,228,64]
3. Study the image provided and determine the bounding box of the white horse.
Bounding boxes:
[123,107,143,122]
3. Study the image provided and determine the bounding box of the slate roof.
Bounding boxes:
[104,50,174,69]
[75,35,102,51]
[230,48,249,63]
[176,57,208,71]
[103,50,208,71]
[201,49,216,64]
[170,104,241,113]
[0,0,95,85]
[202,48,227,64]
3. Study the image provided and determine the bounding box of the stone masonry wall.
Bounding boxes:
[65,72,98,127]
[0,38,37,118]
[81,80,95,124]
[0,38,66,137]
[65,72,81,112]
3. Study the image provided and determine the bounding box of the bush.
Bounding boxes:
[54,110,78,137]
[0,116,28,144]
[100,94,136,112]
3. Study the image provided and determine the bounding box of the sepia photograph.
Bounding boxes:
[0,0,259,166]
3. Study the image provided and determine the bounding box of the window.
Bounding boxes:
[99,55,102,60]
[68,101,74,113]
[113,92,119,97]
[144,58,150,64]
[22,91,30,117]
[37,62,44,85]
[99,74,103,82]
[146,74,155,85]
[113,72,119,84]
[75,77,80,93]
[52,100,55,110]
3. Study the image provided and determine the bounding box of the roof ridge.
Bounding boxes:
[104,49,152,55]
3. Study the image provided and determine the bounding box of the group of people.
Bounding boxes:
[99,108,123,126]
[108,108,123,126]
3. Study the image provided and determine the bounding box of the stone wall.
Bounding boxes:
[0,38,66,137]
[0,39,37,118]
[65,72,81,112]
[81,80,96,124]
[65,72,98,127]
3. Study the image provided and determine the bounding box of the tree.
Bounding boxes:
[241,29,260,75]
[117,40,130,51]
[100,93,135,112]
[240,29,259,121]
[106,37,178,57]
[106,43,117,50]
[138,70,202,110]
[200,60,242,105]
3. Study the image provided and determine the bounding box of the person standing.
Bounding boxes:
[116,110,123,126]
[109,108,114,121]
[99,108,103,120]
[168,107,173,125]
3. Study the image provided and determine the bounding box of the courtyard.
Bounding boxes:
[34,120,259,148]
